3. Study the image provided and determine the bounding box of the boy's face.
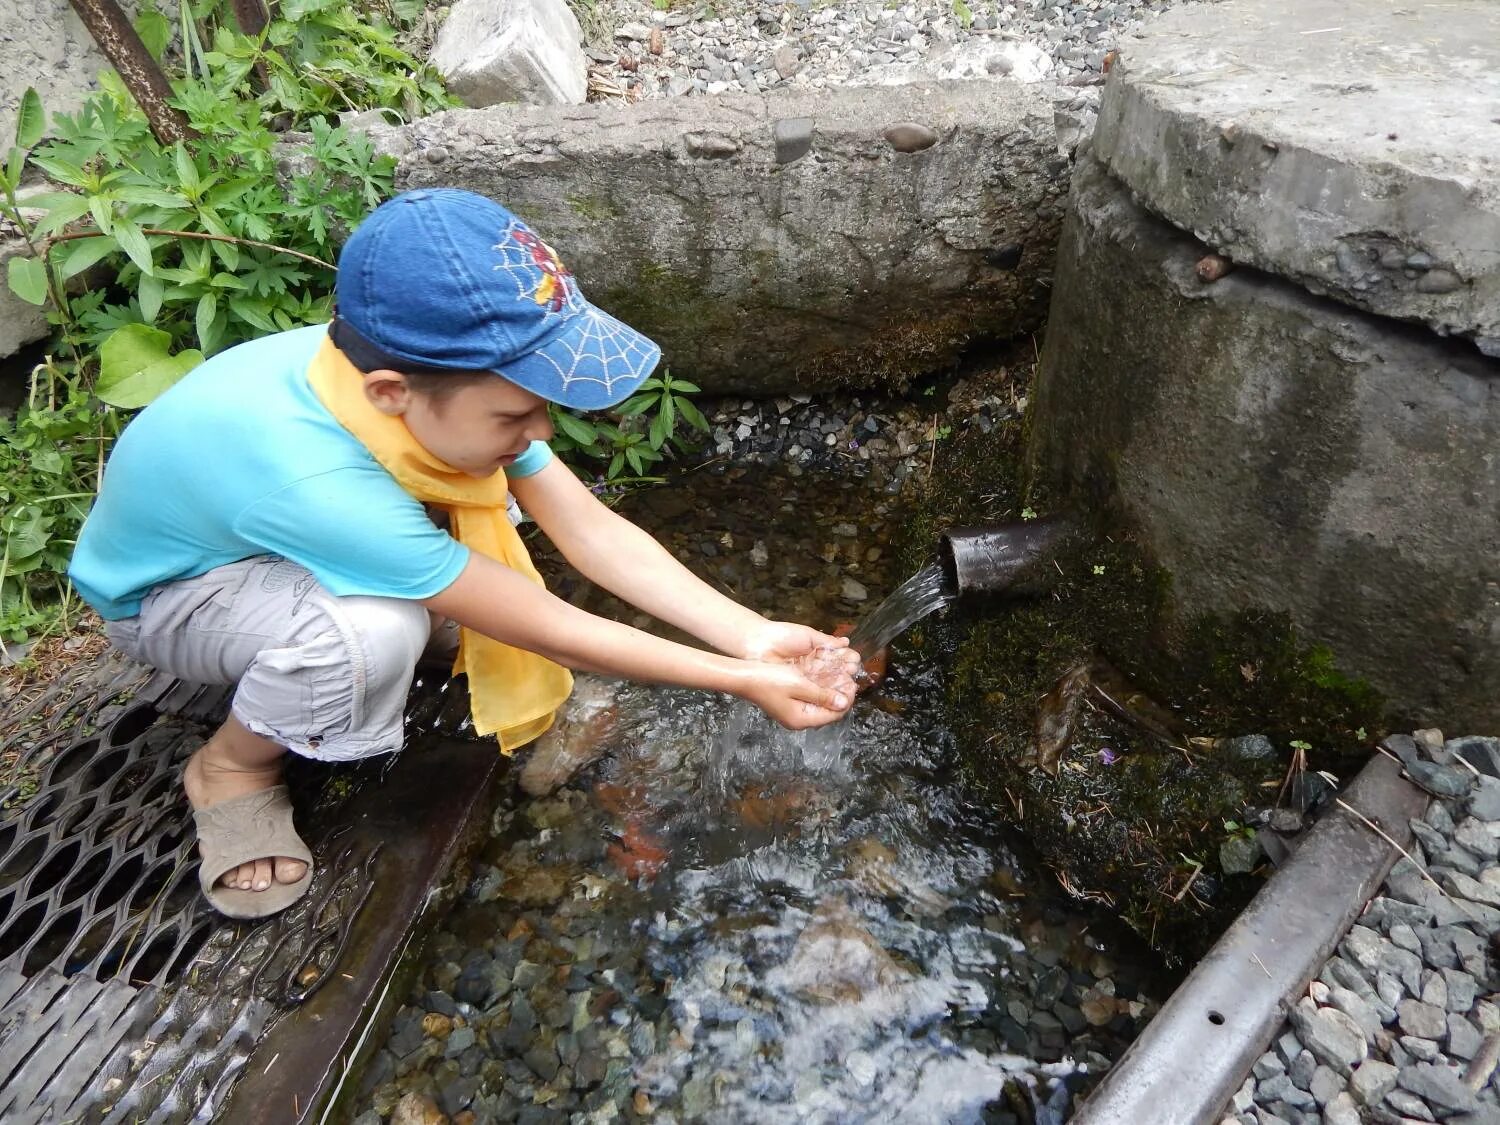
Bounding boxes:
[363,369,555,478]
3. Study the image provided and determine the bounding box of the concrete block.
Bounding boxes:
[1092,0,1500,354]
[429,0,587,107]
[390,80,1068,393]
[1028,156,1500,729]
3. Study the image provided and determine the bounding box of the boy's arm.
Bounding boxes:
[422,551,851,729]
[509,459,849,663]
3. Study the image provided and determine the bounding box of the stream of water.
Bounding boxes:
[365,464,1157,1124]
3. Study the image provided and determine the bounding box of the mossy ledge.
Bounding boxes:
[894,361,1385,966]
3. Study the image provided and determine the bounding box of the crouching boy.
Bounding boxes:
[69,189,858,919]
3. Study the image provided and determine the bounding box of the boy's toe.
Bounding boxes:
[251,857,273,891]
[274,856,309,885]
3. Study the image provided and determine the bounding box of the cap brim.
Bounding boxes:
[499,303,661,411]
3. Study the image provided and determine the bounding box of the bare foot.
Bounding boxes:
[183,730,308,893]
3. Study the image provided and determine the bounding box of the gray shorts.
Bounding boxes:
[105,557,438,762]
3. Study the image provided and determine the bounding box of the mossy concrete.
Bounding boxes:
[1027,155,1500,731]
[390,81,1069,394]
[895,359,1384,965]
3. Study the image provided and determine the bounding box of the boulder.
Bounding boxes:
[391,80,1068,393]
[1027,156,1500,729]
[429,0,587,107]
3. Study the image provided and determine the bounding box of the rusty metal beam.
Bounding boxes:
[66,0,196,145]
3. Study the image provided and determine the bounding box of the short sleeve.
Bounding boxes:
[234,465,469,600]
[505,439,553,480]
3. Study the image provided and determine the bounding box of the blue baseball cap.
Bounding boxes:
[332,188,660,410]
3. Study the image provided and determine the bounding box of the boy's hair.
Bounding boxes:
[333,313,500,406]
[401,369,497,405]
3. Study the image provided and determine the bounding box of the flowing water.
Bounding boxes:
[363,462,1159,1124]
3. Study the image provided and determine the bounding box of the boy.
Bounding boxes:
[69,189,859,919]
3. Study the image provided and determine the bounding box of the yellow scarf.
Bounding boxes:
[306,336,573,752]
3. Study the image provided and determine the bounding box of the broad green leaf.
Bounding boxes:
[29,193,93,236]
[14,88,44,150]
[115,185,185,208]
[138,273,164,323]
[7,255,48,305]
[173,142,200,196]
[228,294,278,333]
[96,323,203,409]
[134,8,172,60]
[113,219,154,274]
[195,292,219,351]
[552,409,598,446]
[87,195,114,235]
[615,394,654,418]
[665,378,700,393]
[5,146,24,192]
[648,409,670,451]
[61,235,116,280]
[210,237,240,272]
[28,155,89,187]
[677,397,709,433]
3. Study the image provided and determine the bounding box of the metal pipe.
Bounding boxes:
[938,513,1086,598]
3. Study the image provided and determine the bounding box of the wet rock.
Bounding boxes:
[841,577,869,602]
[776,896,911,1003]
[1383,734,1421,766]
[1470,778,1500,821]
[390,1092,447,1125]
[1221,833,1263,875]
[1408,760,1474,801]
[1451,737,1500,778]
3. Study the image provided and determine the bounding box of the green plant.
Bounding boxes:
[549,372,710,486]
[0,360,119,645]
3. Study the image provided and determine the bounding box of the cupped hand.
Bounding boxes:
[740,621,863,677]
[739,660,854,730]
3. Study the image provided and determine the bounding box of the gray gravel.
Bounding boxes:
[1235,733,1500,1125]
[580,0,1196,101]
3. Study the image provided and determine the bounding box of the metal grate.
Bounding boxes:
[0,653,474,1122]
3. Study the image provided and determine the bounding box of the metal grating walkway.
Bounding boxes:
[0,648,499,1122]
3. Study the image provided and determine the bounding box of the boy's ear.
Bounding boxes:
[363,369,412,416]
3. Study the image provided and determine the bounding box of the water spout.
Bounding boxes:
[938,513,1086,599]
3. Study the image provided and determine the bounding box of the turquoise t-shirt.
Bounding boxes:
[69,324,553,620]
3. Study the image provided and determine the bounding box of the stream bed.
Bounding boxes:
[356,451,1163,1124]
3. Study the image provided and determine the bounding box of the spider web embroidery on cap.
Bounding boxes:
[492,221,583,319]
[534,306,660,393]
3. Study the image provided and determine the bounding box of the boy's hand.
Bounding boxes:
[739,661,853,730]
[740,621,861,668]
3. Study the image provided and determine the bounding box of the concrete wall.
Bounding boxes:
[391,80,1070,395]
[1030,157,1500,728]
[0,0,137,143]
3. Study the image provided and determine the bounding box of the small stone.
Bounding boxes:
[1405,761,1473,799]
[1420,973,1448,1011]
[1455,818,1499,859]
[841,577,868,602]
[423,1012,454,1039]
[1382,734,1420,765]
[1441,969,1478,1013]
[773,45,802,78]
[1415,728,1447,759]
[1290,1049,1318,1089]
[882,121,939,153]
[1329,987,1381,1041]
[772,117,814,164]
[1470,777,1500,821]
[1399,1000,1448,1040]
[1397,1063,1478,1115]
[1448,1014,1483,1060]
[1450,737,1500,778]
[1386,1087,1437,1120]
[1416,268,1462,294]
[1221,834,1263,875]
[1289,1002,1369,1076]
[390,1092,446,1125]
[1401,1035,1441,1061]
[1310,1064,1343,1106]
[1350,1059,1398,1105]
[1255,1053,1288,1081]
[1325,1091,1360,1125]
[1223,734,1278,763]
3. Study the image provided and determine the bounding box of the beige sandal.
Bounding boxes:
[192,784,314,919]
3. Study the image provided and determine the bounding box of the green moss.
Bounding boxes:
[894,362,1386,966]
[565,194,620,222]
[602,261,739,351]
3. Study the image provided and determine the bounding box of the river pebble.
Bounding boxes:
[1246,730,1500,1125]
